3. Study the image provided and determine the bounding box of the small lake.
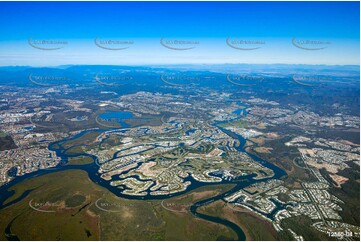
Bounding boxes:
[98,111,133,128]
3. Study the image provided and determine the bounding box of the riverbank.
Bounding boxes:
[0,170,237,240]
[199,199,280,240]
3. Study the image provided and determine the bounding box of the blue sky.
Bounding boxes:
[0,1,359,66]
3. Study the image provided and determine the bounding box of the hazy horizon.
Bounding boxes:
[0,1,359,66]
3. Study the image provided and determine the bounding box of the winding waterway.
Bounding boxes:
[0,106,286,240]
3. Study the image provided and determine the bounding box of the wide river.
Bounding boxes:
[0,108,286,240]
